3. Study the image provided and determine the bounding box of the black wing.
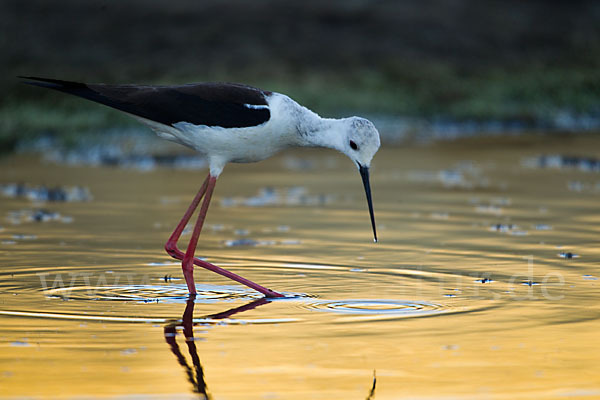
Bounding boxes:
[20,77,271,128]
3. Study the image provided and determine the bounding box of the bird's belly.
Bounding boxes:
[171,122,289,164]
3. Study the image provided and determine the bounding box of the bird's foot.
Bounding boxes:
[165,242,283,298]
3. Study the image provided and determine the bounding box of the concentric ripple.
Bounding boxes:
[1,257,490,325]
[43,283,267,303]
[301,298,449,319]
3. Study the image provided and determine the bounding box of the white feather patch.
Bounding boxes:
[243,103,269,110]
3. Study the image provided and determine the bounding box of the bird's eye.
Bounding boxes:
[349,140,358,150]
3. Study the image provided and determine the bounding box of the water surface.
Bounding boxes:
[1,135,599,399]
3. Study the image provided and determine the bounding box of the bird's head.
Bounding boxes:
[340,117,381,242]
[339,117,381,169]
[299,114,381,242]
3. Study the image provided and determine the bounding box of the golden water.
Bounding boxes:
[1,135,599,399]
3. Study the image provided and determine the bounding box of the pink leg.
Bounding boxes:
[165,175,210,254]
[181,176,217,294]
[165,174,284,298]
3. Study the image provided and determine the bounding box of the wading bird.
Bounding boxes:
[21,77,380,298]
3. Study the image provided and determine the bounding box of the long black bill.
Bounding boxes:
[359,164,378,243]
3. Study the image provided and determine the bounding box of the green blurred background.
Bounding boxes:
[1,0,599,151]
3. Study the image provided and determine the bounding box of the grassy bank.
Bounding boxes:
[2,0,599,150]
[4,66,598,146]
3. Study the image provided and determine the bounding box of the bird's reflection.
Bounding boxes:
[163,296,272,399]
[164,297,377,399]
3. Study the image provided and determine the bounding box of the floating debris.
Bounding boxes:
[224,238,261,247]
[582,275,597,281]
[491,197,512,206]
[439,169,466,187]
[44,140,208,171]
[559,252,579,259]
[442,344,460,350]
[431,212,449,220]
[280,239,301,245]
[186,336,206,342]
[534,224,552,230]
[12,234,37,240]
[221,186,335,208]
[510,230,528,236]
[0,183,92,202]
[10,340,30,347]
[282,155,338,171]
[567,181,586,192]
[476,277,493,284]
[33,209,60,222]
[490,223,515,233]
[208,224,225,232]
[522,280,540,286]
[7,209,73,224]
[566,180,600,194]
[476,205,503,215]
[489,223,527,236]
[486,222,528,236]
[145,261,179,266]
[23,129,213,171]
[529,154,600,172]
[407,163,488,189]
[224,238,301,247]
[117,154,207,171]
[159,197,181,205]
[282,156,316,171]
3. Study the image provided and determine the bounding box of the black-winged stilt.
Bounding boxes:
[20,77,381,298]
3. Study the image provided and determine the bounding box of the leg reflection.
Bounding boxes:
[164,296,210,399]
[164,296,273,398]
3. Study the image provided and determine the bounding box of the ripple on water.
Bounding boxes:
[0,258,492,325]
[299,298,452,321]
[43,283,268,303]
[0,283,303,325]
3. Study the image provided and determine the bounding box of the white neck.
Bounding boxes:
[291,102,346,151]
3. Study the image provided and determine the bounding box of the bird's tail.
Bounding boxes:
[19,76,95,100]
[18,75,138,119]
